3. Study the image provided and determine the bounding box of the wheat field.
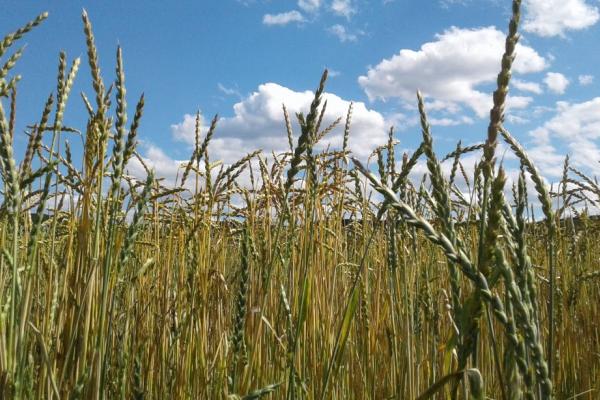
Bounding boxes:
[1,2,600,399]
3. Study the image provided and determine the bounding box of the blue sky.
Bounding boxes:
[2,0,600,185]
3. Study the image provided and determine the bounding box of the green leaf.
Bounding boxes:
[241,382,281,399]
[416,368,484,400]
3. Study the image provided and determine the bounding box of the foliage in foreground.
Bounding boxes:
[1,2,600,399]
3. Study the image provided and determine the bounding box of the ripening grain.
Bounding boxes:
[1,3,599,399]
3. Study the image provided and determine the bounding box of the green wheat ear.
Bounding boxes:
[484,0,521,177]
[0,12,48,60]
[0,14,44,104]
[285,69,328,193]
[82,9,105,114]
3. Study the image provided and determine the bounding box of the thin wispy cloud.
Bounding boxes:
[217,83,242,99]
[331,0,357,19]
[328,24,360,42]
[579,74,594,86]
[429,116,474,126]
[298,0,322,13]
[262,10,305,26]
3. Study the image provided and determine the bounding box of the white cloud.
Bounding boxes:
[526,142,566,177]
[127,143,187,187]
[528,98,600,177]
[152,80,485,192]
[171,82,390,165]
[358,26,547,118]
[579,74,594,86]
[402,99,463,114]
[512,78,543,94]
[385,112,419,130]
[523,0,599,37]
[544,72,569,94]
[298,0,321,13]
[127,142,245,191]
[217,83,242,98]
[429,116,474,126]
[508,95,534,110]
[506,114,530,124]
[328,24,359,42]
[263,11,305,26]
[439,0,471,7]
[409,143,521,199]
[331,0,357,19]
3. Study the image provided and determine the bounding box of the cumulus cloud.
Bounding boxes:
[512,79,543,94]
[331,0,357,19]
[127,143,187,187]
[171,82,390,165]
[263,11,305,26]
[328,24,359,42]
[127,143,239,191]
[579,74,594,86]
[408,143,523,201]
[528,98,600,177]
[523,0,599,37]
[544,72,569,94]
[358,26,547,118]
